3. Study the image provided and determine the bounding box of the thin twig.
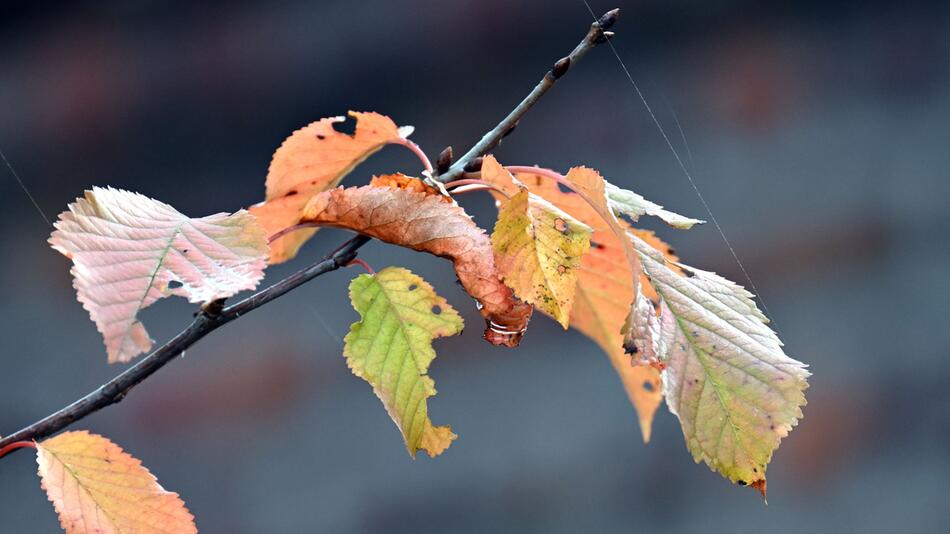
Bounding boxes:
[436,8,619,183]
[346,258,375,275]
[445,178,512,199]
[392,137,434,174]
[0,237,366,448]
[0,8,620,455]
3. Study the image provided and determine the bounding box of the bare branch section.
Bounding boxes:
[0,8,620,453]
[437,8,619,183]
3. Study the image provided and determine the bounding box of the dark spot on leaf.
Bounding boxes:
[408,284,418,291]
[286,190,298,196]
[181,249,189,254]
[681,267,696,278]
[753,468,758,473]
[431,305,442,315]
[667,248,676,255]
[557,265,568,274]
[168,280,183,289]
[642,380,655,392]
[316,134,326,140]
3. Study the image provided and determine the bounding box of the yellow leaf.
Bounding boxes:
[251,111,412,263]
[36,431,196,534]
[345,267,463,457]
[506,171,682,442]
[630,236,809,493]
[491,188,591,327]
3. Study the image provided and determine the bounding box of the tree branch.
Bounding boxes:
[0,8,620,453]
[436,8,619,183]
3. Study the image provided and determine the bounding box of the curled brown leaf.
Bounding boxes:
[298,175,532,346]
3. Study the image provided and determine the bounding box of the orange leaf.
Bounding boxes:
[36,431,196,534]
[508,170,680,441]
[300,176,532,346]
[250,111,413,263]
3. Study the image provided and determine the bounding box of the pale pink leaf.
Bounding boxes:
[50,187,269,363]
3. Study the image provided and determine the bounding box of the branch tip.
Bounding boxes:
[597,8,620,31]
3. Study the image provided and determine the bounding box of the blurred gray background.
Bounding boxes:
[1,0,948,532]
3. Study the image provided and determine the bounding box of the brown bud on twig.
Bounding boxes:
[551,57,571,79]
[436,146,453,174]
[463,156,484,173]
[597,8,620,31]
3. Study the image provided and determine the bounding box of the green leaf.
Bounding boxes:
[628,233,808,496]
[345,266,463,457]
[605,181,704,229]
[491,189,592,327]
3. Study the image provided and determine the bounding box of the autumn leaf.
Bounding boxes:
[49,187,269,363]
[605,181,704,229]
[560,166,644,298]
[507,169,679,441]
[482,157,592,327]
[36,431,196,534]
[251,111,413,263]
[345,267,462,457]
[300,176,533,347]
[629,233,809,495]
[491,187,592,328]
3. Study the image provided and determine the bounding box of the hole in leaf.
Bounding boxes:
[642,380,655,392]
[557,182,573,194]
[408,284,418,291]
[431,305,442,315]
[168,280,184,289]
[554,218,569,234]
[331,117,357,136]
